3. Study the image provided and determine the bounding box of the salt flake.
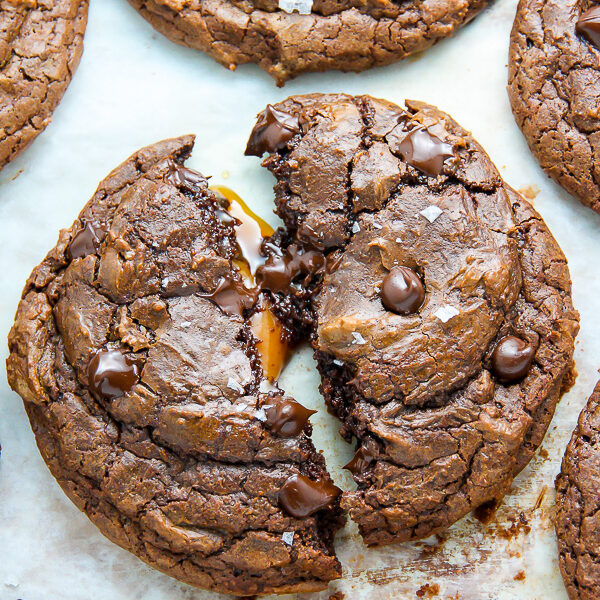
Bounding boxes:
[333,359,344,366]
[419,205,443,223]
[227,377,245,394]
[180,321,191,328]
[372,222,383,230]
[282,531,295,546]
[259,379,276,393]
[351,222,361,234]
[255,408,267,422]
[434,305,459,323]
[278,0,313,13]
[352,332,367,345]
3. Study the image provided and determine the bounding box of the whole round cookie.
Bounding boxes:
[128,0,489,85]
[0,0,89,169]
[509,0,600,212]
[247,93,580,544]
[6,136,343,595]
[556,381,600,600]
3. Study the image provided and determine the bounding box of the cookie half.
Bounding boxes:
[0,0,88,169]
[128,0,489,85]
[248,93,579,544]
[6,136,343,596]
[508,0,600,212]
[556,381,600,600]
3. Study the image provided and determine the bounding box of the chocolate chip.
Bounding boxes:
[491,335,535,384]
[278,474,341,518]
[245,105,300,157]
[381,266,425,315]
[256,244,326,294]
[344,446,376,475]
[264,399,316,437]
[165,159,206,190]
[396,127,454,176]
[68,221,106,260]
[87,350,140,400]
[201,276,258,317]
[577,6,600,48]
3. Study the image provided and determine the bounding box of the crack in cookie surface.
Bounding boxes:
[128,0,489,84]
[249,93,579,545]
[0,0,88,168]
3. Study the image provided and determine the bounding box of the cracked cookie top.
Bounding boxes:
[127,0,489,84]
[556,380,600,600]
[249,93,579,545]
[6,136,343,596]
[509,0,600,212]
[0,0,88,169]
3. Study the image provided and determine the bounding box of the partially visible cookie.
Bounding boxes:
[248,93,579,544]
[0,0,88,168]
[0,0,89,169]
[128,0,489,85]
[509,0,600,212]
[6,136,343,596]
[556,381,600,600]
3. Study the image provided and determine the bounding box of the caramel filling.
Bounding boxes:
[211,185,288,381]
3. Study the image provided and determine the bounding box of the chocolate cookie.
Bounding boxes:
[0,0,88,169]
[128,0,489,85]
[508,0,600,212]
[6,136,344,596]
[247,94,579,544]
[555,381,600,600]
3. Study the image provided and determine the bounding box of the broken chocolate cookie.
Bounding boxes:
[248,93,579,545]
[5,136,343,596]
[0,0,89,169]
[127,0,490,85]
[508,0,600,213]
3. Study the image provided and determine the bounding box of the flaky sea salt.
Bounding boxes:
[419,205,443,223]
[352,331,367,345]
[333,359,344,366]
[434,305,459,323]
[259,379,276,393]
[282,531,295,546]
[372,222,383,230]
[279,0,313,14]
[255,408,267,422]
[227,377,245,394]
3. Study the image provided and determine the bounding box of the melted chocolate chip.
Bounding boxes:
[245,105,300,157]
[264,399,316,437]
[577,6,600,48]
[491,335,535,384]
[397,127,454,176]
[381,266,425,315]
[87,350,140,400]
[256,244,326,294]
[165,160,206,190]
[344,446,376,475]
[201,276,258,317]
[68,221,107,260]
[278,474,341,518]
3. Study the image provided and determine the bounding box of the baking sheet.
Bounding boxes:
[1,1,600,598]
